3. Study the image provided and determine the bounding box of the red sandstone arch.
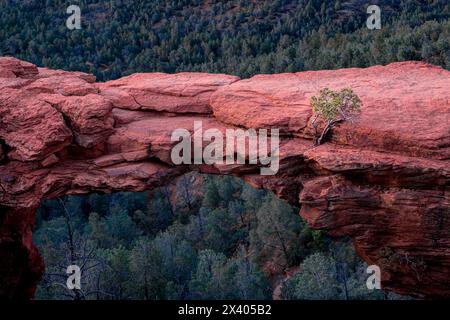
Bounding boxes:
[0,57,449,299]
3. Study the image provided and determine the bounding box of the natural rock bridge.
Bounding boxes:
[0,57,449,299]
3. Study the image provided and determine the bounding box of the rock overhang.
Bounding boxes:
[0,57,449,299]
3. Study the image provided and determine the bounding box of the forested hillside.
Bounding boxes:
[0,0,448,80]
[34,174,402,300]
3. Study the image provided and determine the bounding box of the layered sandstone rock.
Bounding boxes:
[0,57,449,299]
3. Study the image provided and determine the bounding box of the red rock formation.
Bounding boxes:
[0,57,449,299]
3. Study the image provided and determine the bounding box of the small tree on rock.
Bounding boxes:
[310,88,361,146]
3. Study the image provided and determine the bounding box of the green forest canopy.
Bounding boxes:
[34,174,404,300]
[0,0,448,80]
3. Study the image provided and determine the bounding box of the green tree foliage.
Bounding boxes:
[284,252,341,299]
[99,246,133,300]
[201,178,221,209]
[310,87,362,145]
[34,174,403,300]
[0,1,448,81]
[130,238,166,299]
[250,194,303,271]
[200,208,236,255]
[102,206,141,248]
[134,189,174,235]
[188,249,229,299]
[189,248,271,299]
[280,240,402,300]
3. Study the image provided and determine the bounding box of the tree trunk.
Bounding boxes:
[315,119,343,146]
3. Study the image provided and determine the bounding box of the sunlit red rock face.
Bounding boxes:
[0,57,449,299]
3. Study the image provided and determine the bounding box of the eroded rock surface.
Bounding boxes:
[0,57,449,298]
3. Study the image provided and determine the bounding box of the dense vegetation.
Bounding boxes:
[35,174,401,300]
[310,87,362,145]
[0,0,448,80]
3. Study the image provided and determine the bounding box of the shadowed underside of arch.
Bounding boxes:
[0,57,449,299]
